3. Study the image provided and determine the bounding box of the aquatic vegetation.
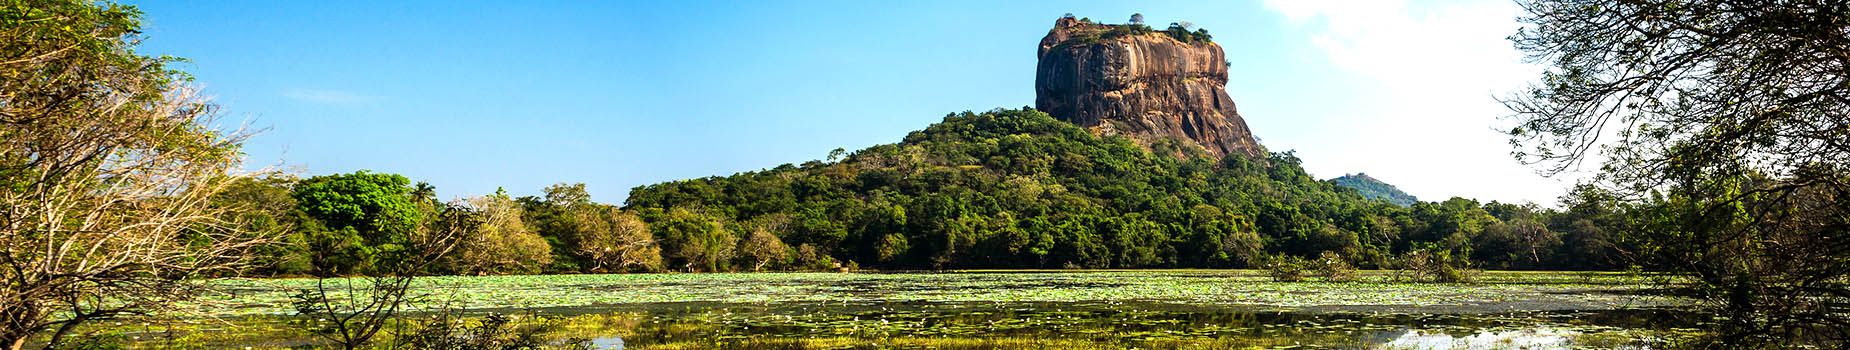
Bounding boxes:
[68,271,1700,348]
[193,270,1682,317]
[572,305,1704,350]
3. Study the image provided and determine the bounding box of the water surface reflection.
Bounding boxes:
[566,303,1699,349]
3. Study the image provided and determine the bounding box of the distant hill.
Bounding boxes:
[1332,173,1418,206]
[625,108,1388,270]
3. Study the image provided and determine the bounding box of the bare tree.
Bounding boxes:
[0,1,271,349]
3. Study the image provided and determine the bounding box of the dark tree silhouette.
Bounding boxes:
[1505,0,1850,346]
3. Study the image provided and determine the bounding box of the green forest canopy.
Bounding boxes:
[618,108,1619,271]
[224,108,1630,275]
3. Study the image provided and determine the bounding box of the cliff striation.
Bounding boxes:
[1034,16,1265,159]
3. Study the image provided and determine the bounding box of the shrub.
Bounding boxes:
[1163,23,1213,44]
[1264,255,1309,282]
[1312,251,1359,282]
[1397,248,1475,283]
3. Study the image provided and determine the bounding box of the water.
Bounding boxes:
[592,330,1651,350]
[102,271,1703,348]
[559,303,1702,349]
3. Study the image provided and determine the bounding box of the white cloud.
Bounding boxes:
[1261,0,1579,205]
[283,89,378,105]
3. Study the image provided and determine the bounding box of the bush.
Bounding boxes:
[1312,251,1359,282]
[1163,23,1213,44]
[1264,255,1309,282]
[1267,252,1358,282]
[1397,248,1475,283]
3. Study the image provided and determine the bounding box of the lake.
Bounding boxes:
[91,270,1706,349]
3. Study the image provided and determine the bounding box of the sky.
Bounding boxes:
[130,0,1579,206]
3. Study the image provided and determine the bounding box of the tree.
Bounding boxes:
[291,171,424,275]
[741,228,791,271]
[442,190,552,275]
[653,208,738,272]
[0,1,268,348]
[522,182,664,273]
[574,207,662,272]
[544,182,591,206]
[291,201,475,350]
[1507,0,1850,345]
[1129,13,1144,24]
[214,174,314,276]
[521,183,595,272]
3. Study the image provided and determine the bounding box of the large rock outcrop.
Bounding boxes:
[1035,17,1265,159]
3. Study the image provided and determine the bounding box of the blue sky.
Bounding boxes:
[131,0,1574,205]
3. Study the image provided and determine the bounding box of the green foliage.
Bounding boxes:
[202,112,1625,276]
[515,184,661,274]
[436,191,554,275]
[1509,0,1850,345]
[620,108,1623,272]
[294,171,424,238]
[1163,23,1213,44]
[213,175,315,276]
[1330,173,1417,206]
[626,108,1368,270]
[291,171,426,275]
[1263,255,1309,282]
[1049,16,1212,49]
[645,208,738,272]
[1,1,270,347]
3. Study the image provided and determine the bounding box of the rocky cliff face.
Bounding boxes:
[1035,17,1265,159]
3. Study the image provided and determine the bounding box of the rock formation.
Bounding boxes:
[1035,16,1265,159]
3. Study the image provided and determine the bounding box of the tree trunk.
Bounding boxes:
[4,334,26,350]
[2,303,39,350]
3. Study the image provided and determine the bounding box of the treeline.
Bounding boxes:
[221,108,1636,276]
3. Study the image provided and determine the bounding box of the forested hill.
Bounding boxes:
[624,108,1356,270]
[1331,173,1418,206]
[621,108,1620,271]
